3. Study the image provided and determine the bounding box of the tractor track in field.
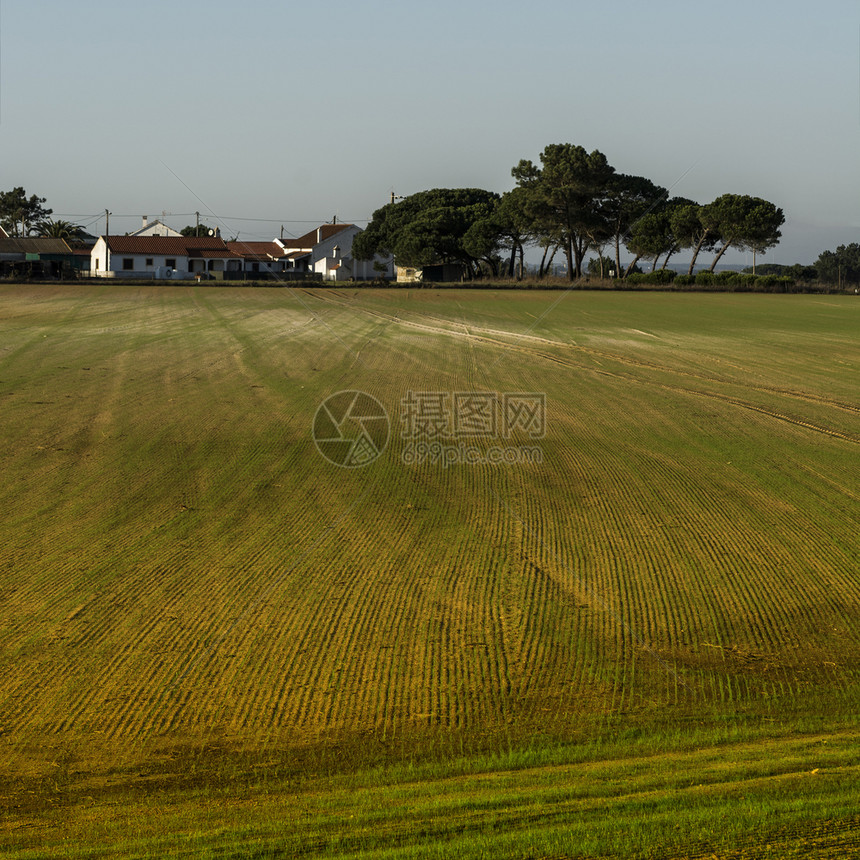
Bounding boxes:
[299,289,860,445]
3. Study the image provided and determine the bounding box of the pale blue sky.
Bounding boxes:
[2,0,858,264]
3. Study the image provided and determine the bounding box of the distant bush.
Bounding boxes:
[674,274,695,286]
[731,273,759,291]
[743,263,817,281]
[685,270,801,291]
[625,270,677,286]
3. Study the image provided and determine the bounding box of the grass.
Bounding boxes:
[4,724,859,858]
[0,284,858,857]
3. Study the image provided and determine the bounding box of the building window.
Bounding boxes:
[252,262,259,272]
[166,258,176,269]
[122,258,134,271]
[145,258,153,267]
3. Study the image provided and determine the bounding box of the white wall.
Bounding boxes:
[90,240,191,277]
[131,221,182,237]
[310,226,394,281]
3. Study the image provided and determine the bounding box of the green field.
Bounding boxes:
[0,284,858,858]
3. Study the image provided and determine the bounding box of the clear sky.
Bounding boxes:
[2,0,858,265]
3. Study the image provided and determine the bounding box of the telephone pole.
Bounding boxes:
[105,210,111,274]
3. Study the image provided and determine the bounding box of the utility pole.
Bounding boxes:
[105,210,111,274]
[195,211,200,234]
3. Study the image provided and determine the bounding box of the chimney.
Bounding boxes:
[142,216,148,229]
[317,226,323,243]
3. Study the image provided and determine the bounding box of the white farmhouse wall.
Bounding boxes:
[90,239,191,278]
[310,226,393,281]
[91,238,109,275]
[310,226,361,270]
[131,220,182,237]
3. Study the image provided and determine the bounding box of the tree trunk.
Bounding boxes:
[565,237,574,281]
[687,232,709,275]
[709,238,733,272]
[624,255,642,278]
[572,235,588,279]
[651,255,659,272]
[545,244,558,278]
[517,245,524,280]
[538,246,549,278]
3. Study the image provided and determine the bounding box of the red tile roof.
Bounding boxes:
[103,235,238,256]
[225,241,287,261]
[102,226,355,259]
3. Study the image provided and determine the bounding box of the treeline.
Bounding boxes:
[354,143,786,282]
[619,270,804,292]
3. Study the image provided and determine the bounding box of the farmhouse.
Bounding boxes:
[276,224,394,281]
[90,235,243,279]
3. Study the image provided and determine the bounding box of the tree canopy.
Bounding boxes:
[38,219,89,243]
[624,210,675,274]
[180,224,214,237]
[669,202,720,275]
[601,173,669,275]
[493,187,538,278]
[0,187,52,237]
[702,194,784,271]
[815,243,860,284]
[353,188,501,278]
[512,144,615,279]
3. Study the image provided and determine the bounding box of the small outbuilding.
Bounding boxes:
[0,237,81,278]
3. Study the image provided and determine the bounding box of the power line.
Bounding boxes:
[68,213,370,226]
